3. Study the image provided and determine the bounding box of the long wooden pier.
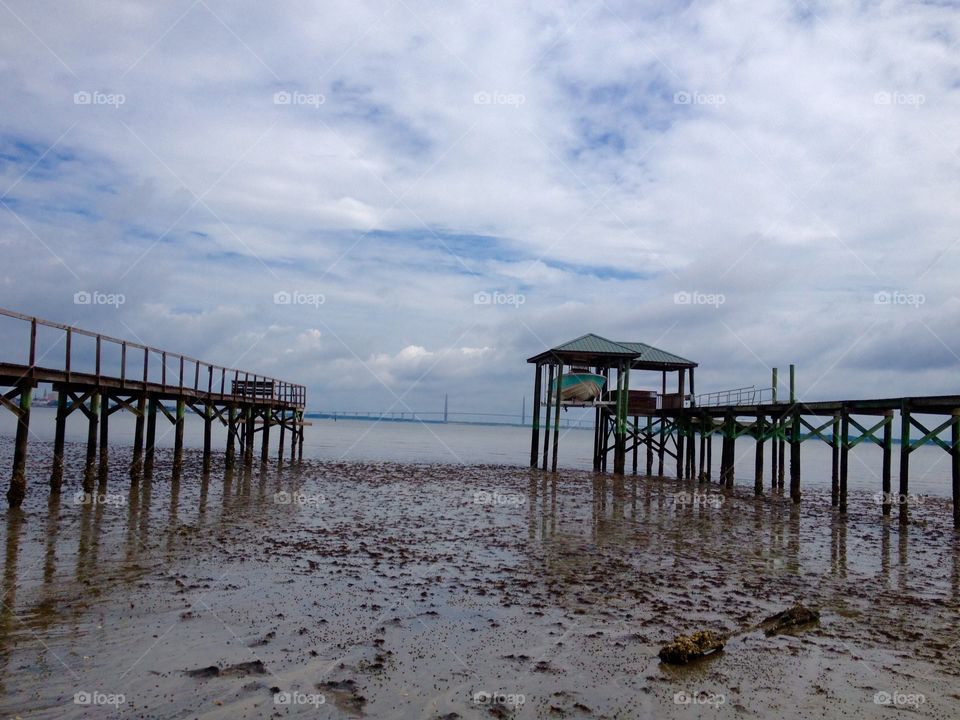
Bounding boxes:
[529,334,960,529]
[0,308,307,508]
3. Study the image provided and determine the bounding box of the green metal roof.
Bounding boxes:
[527,333,697,368]
[615,341,697,368]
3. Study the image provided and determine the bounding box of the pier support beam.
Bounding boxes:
[839,409,849,514]
[261,408,271,464]
[226,405,237,468]
[721,412,735,488]
[277,409,286,463]
[530,364,542,468]
[952,411,960,529]
[172,397,185,480]
[50,391,67,493]
[646,416,654,476]
[754,413,764,495]
[552,364,564,473]
[144,398,157,480]
[830,413,840,507]
[202,403,213,475]
[882,411,893,516]
[770,414,779,490]
[83,392,100,493]
[898,404,910,526]
[7,384,32,508]
[698,420,706,482]
[130,395,145,479]
[98,394,110,480]
[790,409,801,503]
[244,407,255,466]
[542,364,554,471]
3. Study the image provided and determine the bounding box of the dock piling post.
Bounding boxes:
[144,397,157,480]
[260,408,271,464]
[130,395,145,479]
[698,419,706,482]
[552,364,564,473]
[882,411,893,516]
[831,412,840,507]
[646,415,654,476]
[202,403,213,474]
[531,364,542,468]
[898,404,910,526]
[277,409,286,463]
[754,413,764,495]
[542,364,554,471]
[244,406,255,466]
[839,408,849,513]
[706,428,713,482]
[98,394,109,480]
[632,416,638,475]
[226,405,237,468]
[50,390,67,493]
[952,410,959,529]
[7,383,32,508]
[789,408,801,503]
[173,397,185,479]
[83,392,100,493]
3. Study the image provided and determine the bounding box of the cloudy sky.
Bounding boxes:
[1,0,958,418]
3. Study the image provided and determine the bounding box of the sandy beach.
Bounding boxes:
[0,437,958,719]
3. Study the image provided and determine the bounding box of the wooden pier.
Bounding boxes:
[529,334,960,529]
[0,308,307,508]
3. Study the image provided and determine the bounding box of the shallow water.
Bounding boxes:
[0,432,958,718]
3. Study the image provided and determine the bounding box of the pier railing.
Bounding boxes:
[694,385,774,407]
[0,307,306,406]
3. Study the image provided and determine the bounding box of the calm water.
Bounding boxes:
[0,407,954,499]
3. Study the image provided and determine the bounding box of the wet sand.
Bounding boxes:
[1,437,959,718]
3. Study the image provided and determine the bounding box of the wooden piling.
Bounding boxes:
[706,430,713,482]
[83,392,100,493]
[261,408,271,464]
[542,364,554,471]
[770,413,778,490]
[698,420,706,482]
[789,409,801,503]
[754,413,764,495]
[130,395,145,479]
[144,397,157,479]
[646,415,654,476]
[530,363,542,468]
[7,384,32,508]
[277,409,286,462]
[952,410,960,529]
[830,413,840,507]
[898,404,910,526]
[632,416,638,475]
[244,407,255,465]
[552,364,564,473]
[202,403,213,474]
[226,405,237,467]
[50,391,67,493]
[882,411,893,516]
[173,398,185,479]
[839,409,849,513]
[98,395,109,480]
[297,412,304,461]
[778,419,785,488]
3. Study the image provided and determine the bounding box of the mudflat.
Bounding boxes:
[0,439,957,718]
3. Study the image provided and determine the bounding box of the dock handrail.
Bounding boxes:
[694,385,774,407]
[0,307,306,406]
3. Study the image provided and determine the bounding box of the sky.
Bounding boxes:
[1,0,959,419]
